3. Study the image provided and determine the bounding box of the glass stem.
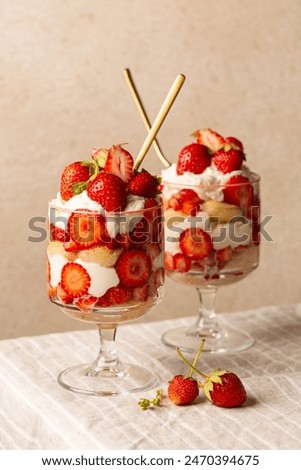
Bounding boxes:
[92,325,119,371]
[189,286,219,338]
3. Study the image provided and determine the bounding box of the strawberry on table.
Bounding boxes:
[176,143,211,175]
[60,161,91,201]
[192,128,225,153]
[105,144,134,183]
[87,173,127,211]
[61,262,91,298]
[179,228,213,260]
[203,369,247,408]
[168,375,199,406]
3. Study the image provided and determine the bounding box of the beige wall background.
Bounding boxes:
[0,0,300,339]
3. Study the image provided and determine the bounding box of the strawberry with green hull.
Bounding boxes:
[48,142,163,315]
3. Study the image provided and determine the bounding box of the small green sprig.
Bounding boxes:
[138,389,163,410]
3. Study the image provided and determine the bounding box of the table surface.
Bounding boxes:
[0,303,301,450]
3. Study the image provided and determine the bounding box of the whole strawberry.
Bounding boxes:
[213,143,245,174]
[60,161,91,201]
[176,143,211,175]
[168,375,199,406]
[87,173,127,211]
[127,171,159,198]
[203,369,247,408]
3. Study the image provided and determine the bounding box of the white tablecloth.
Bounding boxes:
[0,304,300,450]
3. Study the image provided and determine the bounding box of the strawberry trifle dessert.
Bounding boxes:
[47,144,164,326]
[160,128,260,353]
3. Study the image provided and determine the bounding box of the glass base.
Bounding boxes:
[57,363,159,396]
[162,325,254,354]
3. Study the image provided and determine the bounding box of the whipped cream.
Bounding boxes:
[47,253,120,297]
[49,191,146,237]
[161,163,251,202]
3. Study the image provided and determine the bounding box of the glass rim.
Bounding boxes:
[48,195,163,215]
[161,171,260,189]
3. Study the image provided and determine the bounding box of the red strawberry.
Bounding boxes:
[106,285,133,305]
[223,175,254,211]
[169,196,182,211]
[56,283,73,304]
[60,161,91,201]
[50,224,70,242]
[179,228,213,260]
[105,144,134,183]
[154,267,164,288]
[115,249,152,288]
[68,211,106,249]
[75,295,98,311]
[176,143,211,175]
[164,252,174,270]
[61,262,91,298]
[193,128,225,153]
[168,375,199,406]
[215,246,233,267]
[115,233,132,249]
[133,284,149,302]
[87,173,127,211]
[178,188,201,203]
[225,136,244,151]
[173,253,191,272]
[204,369,247,408]
[96,293,111,308]
[213,144,245,174]
[127,171,158,198]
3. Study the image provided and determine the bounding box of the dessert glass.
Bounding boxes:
[161,173,260,353]
[47,200,164,396]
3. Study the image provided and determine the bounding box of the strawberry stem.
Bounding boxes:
[176,347,208,380]
[187,339,205,378]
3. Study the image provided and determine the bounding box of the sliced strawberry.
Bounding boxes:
[47,284,57,300]
[225,136,244,151]
[87,173,127,211]
[164,252,175,271]
[127,171,158,198]
[56,283,73,304]
[75,295,98,311]
[154,267,164,288]
[50,224,70,242]
[178,188,201,204]
[60,161,91,201]
[223,175,254,212]
[173,253,192,272]
[169,196,182,211]
[115,233,132,249]
[64,239,80,252]
[181,201,200,216]
[133,284,149,302]
[193,128,225,153]
[115,249,152,288]
[105,144,134,183]
[215,246,233,267]
[179,228,213,260]
[177,143,211,175]
[106,285,133,305]
[146,242,161,262]
[68,211,106,249]
[61,263,91,298]
[144,198,158,209]
[96,293,111,308]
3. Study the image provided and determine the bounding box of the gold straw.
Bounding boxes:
[133,73,186,171]
[124,68,172,168]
